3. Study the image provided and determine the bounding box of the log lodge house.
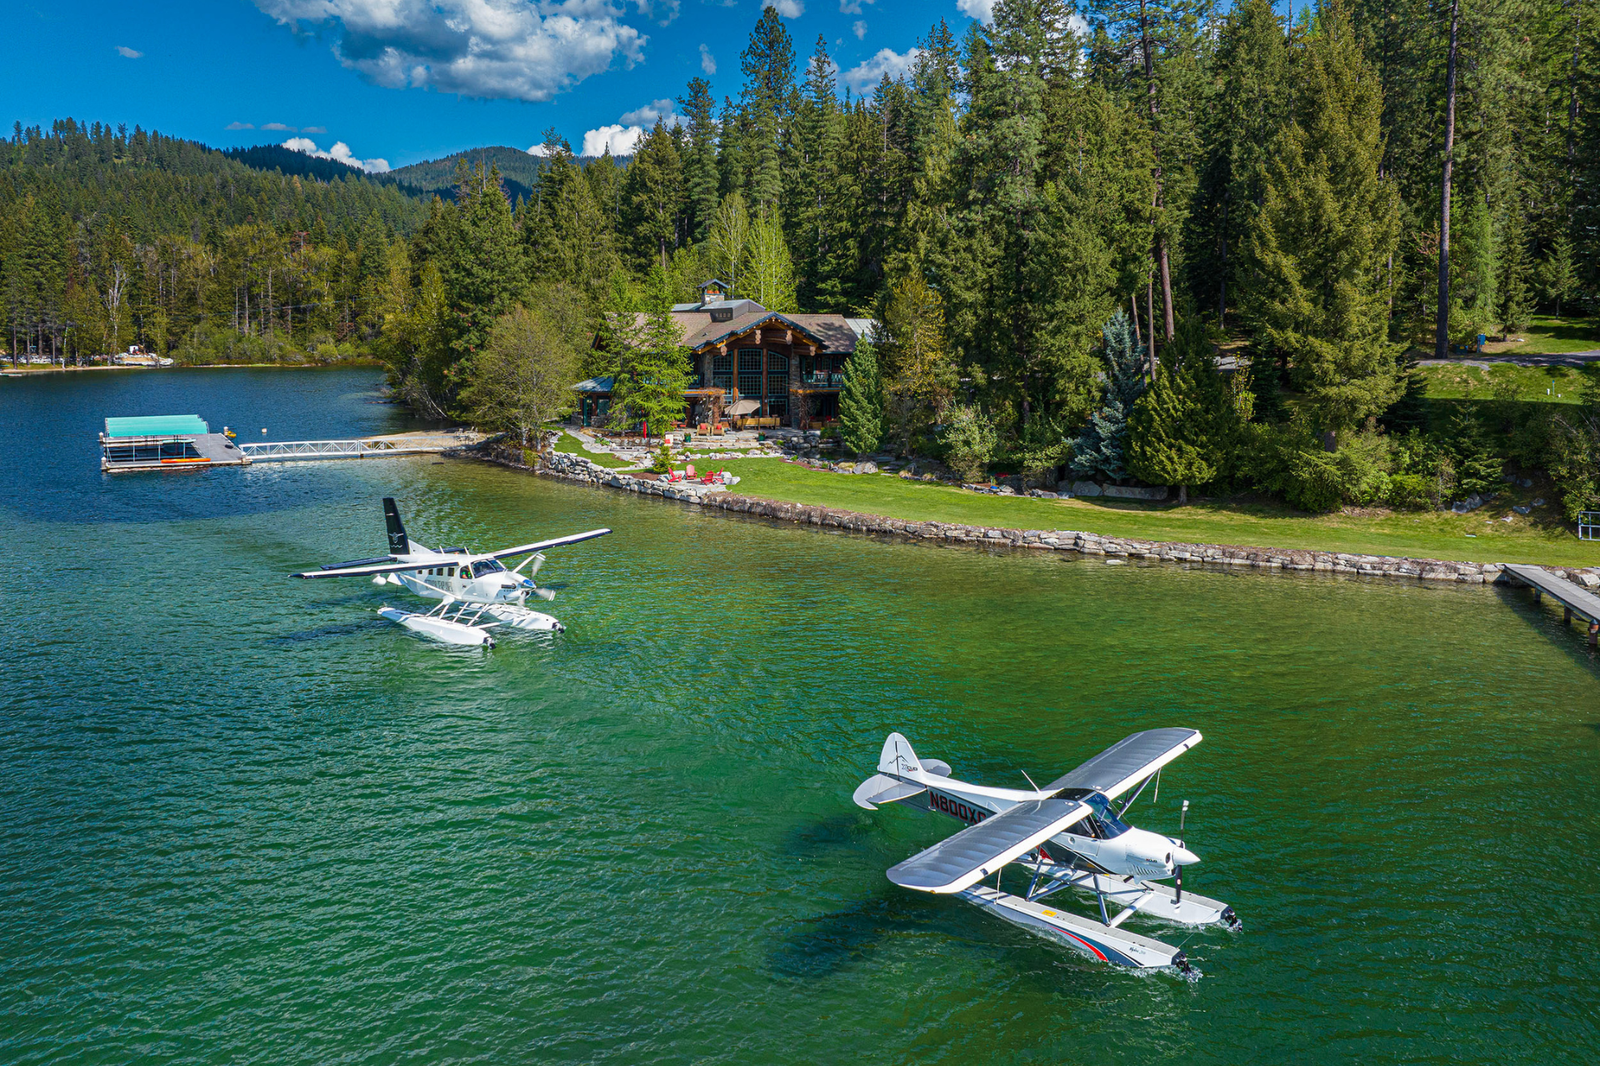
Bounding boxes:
[576,280,872,431]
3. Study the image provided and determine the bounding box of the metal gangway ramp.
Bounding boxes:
[1501,564,1600,647]
[237,437,450,462]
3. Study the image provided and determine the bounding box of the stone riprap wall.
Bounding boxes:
[535,450,1600,588]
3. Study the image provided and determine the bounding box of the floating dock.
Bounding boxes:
[100,415,249,472]
[1501,563,1600,647]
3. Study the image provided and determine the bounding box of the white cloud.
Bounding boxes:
[634,0,679,22]
[956,0,994,23]
[698,43,716,75]
[763,0,804,17]
[251,0,646,103]
[619,98,679,127]
[115,45,144,58]
[303,125,328,133]
[283,137,390,173]
[841,46,922,91]
[852,19,866,38]
[261,122,297,131]
[838,0,872,13]
[580,124,643,156]
[225,121,255,130]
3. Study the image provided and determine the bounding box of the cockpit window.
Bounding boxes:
[1083,792,1131,838]
[470,559,506,577]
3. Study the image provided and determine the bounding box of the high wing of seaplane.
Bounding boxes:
[290,498,610,647]
[856,728,1241,973]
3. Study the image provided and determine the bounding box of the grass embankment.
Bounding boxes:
[551,432,637,469]
[1417,362,1589,403]
[712,459,1600,568]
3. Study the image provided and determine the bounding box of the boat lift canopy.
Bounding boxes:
[104,415,209,438]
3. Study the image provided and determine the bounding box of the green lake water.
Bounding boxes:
[2,368,1598,1064]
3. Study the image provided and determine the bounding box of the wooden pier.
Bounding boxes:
[1500,564,1600,647]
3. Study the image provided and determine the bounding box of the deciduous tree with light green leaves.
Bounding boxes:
[456,305,579,448]
[746,211,797,312]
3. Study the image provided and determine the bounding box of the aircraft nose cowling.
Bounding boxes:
[1170,845,1201,867]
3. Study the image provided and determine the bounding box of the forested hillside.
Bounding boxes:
[5,0,1600,517]
[0,119,426,364]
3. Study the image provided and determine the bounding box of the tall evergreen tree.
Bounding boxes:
[1241,0,1403,443]
[838,338,885,455]
[622,120,686,271]
[678,78,721,242]
[1126,315,1243,501]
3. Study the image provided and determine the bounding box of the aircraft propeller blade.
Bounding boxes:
[533,587,556,601]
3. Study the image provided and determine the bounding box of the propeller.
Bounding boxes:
[512,552,546,578]
[532,587,556,601]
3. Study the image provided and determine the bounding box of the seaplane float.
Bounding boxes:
[856,727,1240,973]
[291,498,609,647]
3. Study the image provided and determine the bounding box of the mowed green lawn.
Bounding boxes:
[1482,314,1600,356]
[714,458,1600,567]
[551,431,637,469]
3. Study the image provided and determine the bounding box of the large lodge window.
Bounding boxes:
[713,351,733,393]
[737,347,763,401]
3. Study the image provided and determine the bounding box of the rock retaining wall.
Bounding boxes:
[535,450,1600,588]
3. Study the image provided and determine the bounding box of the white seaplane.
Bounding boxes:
[291,498,610,647]
[856,728,1240,973]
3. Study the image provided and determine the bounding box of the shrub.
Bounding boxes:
[1387,473,1436,510]
[943,404,998,482]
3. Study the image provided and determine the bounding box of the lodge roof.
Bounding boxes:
[610,305,865,354]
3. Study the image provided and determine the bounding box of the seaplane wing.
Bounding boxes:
[1042,728,1202,800]
[290,557,438,579]
[886,797,1092,894]
[488,529,611,561]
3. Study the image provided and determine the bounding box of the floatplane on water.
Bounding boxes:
[857,728,1240,973]
[292,498,609,647]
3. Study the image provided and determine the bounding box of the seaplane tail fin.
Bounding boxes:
[878,732,923,776]
[383,498,410,555]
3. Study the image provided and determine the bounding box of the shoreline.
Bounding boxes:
[520,449,1600,589]
[1,360,381,377]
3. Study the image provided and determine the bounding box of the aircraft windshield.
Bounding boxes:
[471,559,506,577]
[1081,792,1131,839]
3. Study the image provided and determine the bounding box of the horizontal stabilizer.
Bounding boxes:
[852,774,928,810]
[1043,728,1202,800]
[887,797,1090,894]
[921,759,951,777]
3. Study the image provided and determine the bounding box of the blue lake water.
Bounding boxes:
[2,368,1597,1064]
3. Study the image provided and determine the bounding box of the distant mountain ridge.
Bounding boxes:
[387,146,546,203]
[222,141,630,204]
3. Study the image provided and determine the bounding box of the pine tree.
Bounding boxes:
[442,162,525,360]
[679,78,721,242]
[838,338,884,455]
[738,9,796,214]
[1498,225,1534,335]
[1240,0,1403,442]
[611,274,690,438]
[1126,316,1237,502]
[1540,231,1577,316]
[1068,311,1148,481]
[622,120,685,271]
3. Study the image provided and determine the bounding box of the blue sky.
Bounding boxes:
[5,0,994,172]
